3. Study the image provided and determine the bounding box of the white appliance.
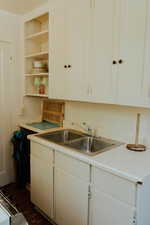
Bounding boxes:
[0,191,28,225]
[0,208,9,225]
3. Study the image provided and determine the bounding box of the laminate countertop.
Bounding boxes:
[28,128,150,184]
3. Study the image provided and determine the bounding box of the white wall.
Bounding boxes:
[18,97,43,125]
[0,8,44,186]
[20,0,48,14]
[0,10,22,186]
[0,0,20,14]
[65,101,150,147]
[0,0,48,14]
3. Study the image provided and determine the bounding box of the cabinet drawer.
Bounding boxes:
[31,141,53,164]
[92,167,136,206]
[55,151,90,182]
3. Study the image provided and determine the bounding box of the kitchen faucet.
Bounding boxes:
[82,122,94,136]
[71,122,95,136]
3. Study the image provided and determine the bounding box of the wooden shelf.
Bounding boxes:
[25,30,48,41]
[25,51,48,59]
[25,73,49,77]
[24,12,49,98]
[25,93,48,98]
[25,13,49,37]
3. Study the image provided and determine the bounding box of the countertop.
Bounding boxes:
[28,128,150,184]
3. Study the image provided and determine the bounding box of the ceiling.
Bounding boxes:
[0,0,48,14]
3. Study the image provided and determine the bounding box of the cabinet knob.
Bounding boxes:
[64,65,67,68]
[118,59,123,64]
[112,60,117,65]
[68,65,72,68]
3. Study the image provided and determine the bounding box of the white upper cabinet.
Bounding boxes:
[49,0,91,101]
[116,0,147,107]
[90,0,148,106]
[142,0,150,107]
[49,0,67,99]
[49,0,149,108]
[65,0,91,101]
[88,0,117,103]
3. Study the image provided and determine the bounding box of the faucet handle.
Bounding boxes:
[82,122,96,136]
[91,128,96,137]
[87,127,96,137]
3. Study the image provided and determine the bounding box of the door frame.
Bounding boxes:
[0,40,14,186]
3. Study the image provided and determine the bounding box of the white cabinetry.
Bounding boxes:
[54,151,89,225]
[49,0,90,101]
[90,168,136,225]
[88,0,117,103]
[49,0,66,99]
[30,142,54,218]
[91,190,135,225]
[49,0,148,108]
[142,1,150,107]
[89,0,147,106]
[24,13,49,97]
[116,0,147,107]
[30,140,150,225]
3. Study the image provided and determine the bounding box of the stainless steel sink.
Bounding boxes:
[38,129,84,143]
[38,129,122,156]
[65,136,119,155]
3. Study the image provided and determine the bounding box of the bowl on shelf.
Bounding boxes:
[31,67,48,74]
[33,60,44,68]
[31,60,48,74]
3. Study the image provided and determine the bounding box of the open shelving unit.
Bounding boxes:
[25,30,48,41]
[25,73,48,77]
[24,12,49,97]
[25,51,48,59]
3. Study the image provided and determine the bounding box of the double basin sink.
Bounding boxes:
[38,129,122,156]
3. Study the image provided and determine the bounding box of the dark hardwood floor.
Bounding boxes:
[1,183,53,225]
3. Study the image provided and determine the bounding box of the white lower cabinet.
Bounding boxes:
[90,168,136,225]
[30,142,54,218]
[54,151,89,225]
[54,169,89,225]
[30,142,150,225]
[90,188,135,225]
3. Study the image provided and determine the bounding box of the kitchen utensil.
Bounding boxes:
[126,113,146,152]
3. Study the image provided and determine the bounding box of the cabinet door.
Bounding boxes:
[90,188,135,225]
[50,0,90,101]
[31,154,53,218]
[142,1,150,108]
[49,1,67,99]
[54,168,89,225]
[89,0,118,103]
[117,0,147,106]
[64,0,91,101]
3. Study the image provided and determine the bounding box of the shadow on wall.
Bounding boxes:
[0,0,48,14]
[65,101,150,146]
